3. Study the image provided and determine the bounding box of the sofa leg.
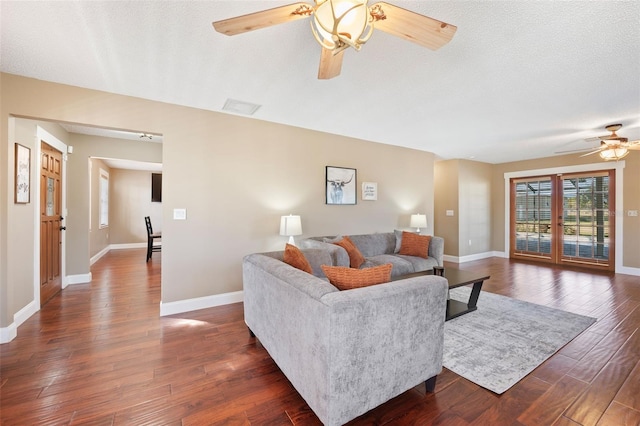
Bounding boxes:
[248,327,255,338]
[425,375,437,393]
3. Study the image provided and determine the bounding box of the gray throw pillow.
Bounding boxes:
[323,235,343,243]
[394,229,403,253]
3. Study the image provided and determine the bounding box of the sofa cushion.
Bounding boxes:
[333,236,365,269]
[348,233,396,257]
[399,232,431,259]
[321,263,393,290]
[283,243,313,274]
[397,254,438,272]
[365,254,415,276]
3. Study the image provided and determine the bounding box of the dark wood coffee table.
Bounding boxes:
[394,268,490,321]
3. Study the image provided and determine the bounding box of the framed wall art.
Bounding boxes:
[14,143,31,204]
[326,166,357,205]
[362,182,377,201]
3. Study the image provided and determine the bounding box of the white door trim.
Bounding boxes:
[35,127,68,310]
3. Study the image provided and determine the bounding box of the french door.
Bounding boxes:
[510,170,615,271]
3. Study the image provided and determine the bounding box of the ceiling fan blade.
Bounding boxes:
[213,3,311,36]
[371,2,457,50]
[628,141,640,150]
[585,136,602,142]
[318,47,345,80]
[554,147,596,154]
[580,148,604,157]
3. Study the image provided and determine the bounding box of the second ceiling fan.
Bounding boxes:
[212,0,457,79]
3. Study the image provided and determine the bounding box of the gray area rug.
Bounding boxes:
[443,287,596,394]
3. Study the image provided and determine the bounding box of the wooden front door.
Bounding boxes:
[40,142,63,305]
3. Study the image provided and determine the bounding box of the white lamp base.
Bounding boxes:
[288,236,296,246]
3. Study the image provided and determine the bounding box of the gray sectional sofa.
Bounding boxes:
[242,233,448,425]
[301,231,444,277]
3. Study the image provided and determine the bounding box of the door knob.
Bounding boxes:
[60,226,67,231]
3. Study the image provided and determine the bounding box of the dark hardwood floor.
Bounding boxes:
[1,249,639,425]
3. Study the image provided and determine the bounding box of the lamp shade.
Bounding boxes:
[280,215,302,237]
[410,214,427,229]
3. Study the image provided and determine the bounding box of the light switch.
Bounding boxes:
[628,210,639,217]
[446,210,454,217]
[173,208,187,220]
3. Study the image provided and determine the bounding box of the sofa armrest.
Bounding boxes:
[299,238,349,267]
[318,276,448,424]
[429,236,444,266]
[259,248,334,278]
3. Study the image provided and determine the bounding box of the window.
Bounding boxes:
[99,168,109,228]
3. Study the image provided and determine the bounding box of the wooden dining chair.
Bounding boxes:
[145,216,161,262]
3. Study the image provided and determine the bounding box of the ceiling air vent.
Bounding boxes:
[222,99,261,116]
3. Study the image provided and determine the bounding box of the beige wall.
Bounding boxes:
[1,73,435,327]
[435,154,638,266]
[0,119,67,324]
[459,160,493,257]
[1,117,69,326]
[434,159,492,257]
[491,152,640,268]
[110,169,162,244]
[434,160,459,256]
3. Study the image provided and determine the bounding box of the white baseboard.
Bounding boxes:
[0,300,38,344]
[444,251,505,264]
[160,291,244,317]
[66,272,93,285]
[90,246,110,265]
[0,324,16,344]
[616,265,640,276]
[90,243,147,266]
[111,243,146,250]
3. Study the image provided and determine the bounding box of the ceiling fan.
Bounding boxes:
[556,124,640,161]
[212,0,457,79]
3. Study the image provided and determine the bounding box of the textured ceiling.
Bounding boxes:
[1,1,639,164]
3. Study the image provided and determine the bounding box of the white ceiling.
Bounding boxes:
[1,1,639,164]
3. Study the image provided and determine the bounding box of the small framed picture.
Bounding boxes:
[326,166,357,205]
[362,182,377,201]
[15,143,31,204]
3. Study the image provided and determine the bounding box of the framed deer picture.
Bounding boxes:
[326,166,356,205]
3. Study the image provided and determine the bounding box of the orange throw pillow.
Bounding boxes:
[399,231,431,259]
[283,243,313,274]
[333,236,366,269]
[321,264,393,290]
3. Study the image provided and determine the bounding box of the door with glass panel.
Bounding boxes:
[40,142,63,305]
[511,177,554,262]
[510,171,614,270]
[558,171,614,269]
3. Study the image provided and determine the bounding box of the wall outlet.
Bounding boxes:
[469,240,472,246]
[173,208,187,220]
[628,210,639,217]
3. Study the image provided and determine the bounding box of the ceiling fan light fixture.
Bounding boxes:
[599,146,629,161]
[311,0,373,51]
